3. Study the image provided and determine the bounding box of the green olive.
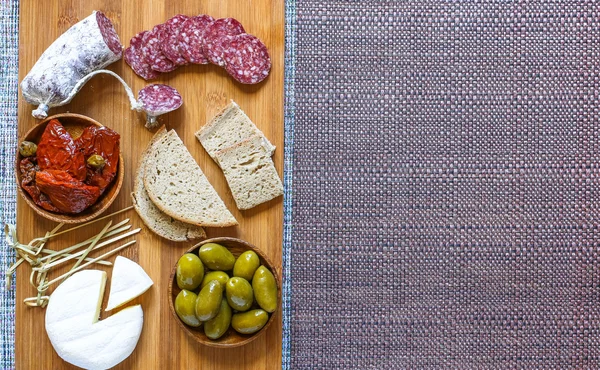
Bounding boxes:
[252,266,278,313]
[174,290,202,327]
[19,141,37,157]
[231,309,269,334]
[233,251,260,281]
[225,277,253,312]
[87,154,106,169]
[204,299,232,340]
[201,271,229,289]
[198,243,235,270]
[195,280,223,321]
[176,253,204,290]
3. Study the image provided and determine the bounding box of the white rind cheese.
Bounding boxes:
[106,256,154,311]
[45,270,143,370]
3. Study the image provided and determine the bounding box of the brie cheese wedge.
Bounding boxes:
[106,256,154,311]
[45,270,143,370]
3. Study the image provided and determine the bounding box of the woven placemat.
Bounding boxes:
[0,0,19,368]
[282,1,600,368]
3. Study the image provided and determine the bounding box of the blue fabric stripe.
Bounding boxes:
[282,0,296,368]
[0,0,19,368]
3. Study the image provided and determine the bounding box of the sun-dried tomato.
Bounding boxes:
[35,170,101,214]
[36,119,86,181]
[19,120,120,214]
[75,125,120,193]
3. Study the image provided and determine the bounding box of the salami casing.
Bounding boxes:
[222,34,271,84]
[21,11,123,119]
[202,18,245,66]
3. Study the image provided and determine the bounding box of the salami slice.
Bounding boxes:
[160,14,190,65]
[202,18,245,66]
[21,11,123,119]
[142,24,178,73]
[177,15,215,64]
[138,84,183,128]
[222,34,271,84]
[125,31,159,81]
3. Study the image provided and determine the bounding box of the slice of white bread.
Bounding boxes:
[131,128,206,241]
[143,129,238,227]
[195,100,275,161]
[215,134,283,210]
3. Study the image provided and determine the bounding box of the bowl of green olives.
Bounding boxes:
[15,113,124,224]
[168,237,280,348]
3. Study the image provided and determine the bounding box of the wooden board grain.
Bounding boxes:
[15,1,284,369]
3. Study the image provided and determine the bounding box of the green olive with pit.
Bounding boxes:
[201,271,229,289]
[225,277,254,312]
[195,280,223,321]
[19,141,37,157]
[233,251,260,281]
[231,309,269,334]
[87,154,106,169]
[198,243,235,270]
[252,266,278,313]
[174,289,202,327]
[204,299,232,340]
[176,253,204,291]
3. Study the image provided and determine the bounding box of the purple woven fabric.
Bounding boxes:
[288,1,600,368]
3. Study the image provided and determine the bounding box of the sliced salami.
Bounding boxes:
[142,24,178,73]
[160,14,190,65]
[177,14,214,64]
[124,31,159,81]
[138,84,183,128]
[21,11,123,119]
[202,18,245,66]
[222,34,271,84]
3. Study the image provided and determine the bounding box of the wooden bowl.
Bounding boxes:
[15,113,124,224]
[168,237,281,348]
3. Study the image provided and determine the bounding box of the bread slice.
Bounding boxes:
[195,100,275,161]
[132,128,206,241]
[215,134,283,210]
[143,129,238,227]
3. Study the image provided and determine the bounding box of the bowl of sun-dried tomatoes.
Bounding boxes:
[16,113,124,224]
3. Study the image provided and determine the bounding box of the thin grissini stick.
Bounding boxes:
[63,221,112,281]
[40,220,131,260]
[37,228,141,271]
[31,206,134,241]
[40,240,136,290]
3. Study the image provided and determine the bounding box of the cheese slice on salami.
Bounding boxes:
[45,270,143,370]
[106,256,154,311]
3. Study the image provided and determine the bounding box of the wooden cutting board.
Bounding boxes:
[15,1,284,369]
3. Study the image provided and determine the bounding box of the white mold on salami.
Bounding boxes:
[21,11,123,119]
[138,84,183,128]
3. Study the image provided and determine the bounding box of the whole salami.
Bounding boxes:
[222,34,271,84]
[21,11,123,119]
[202,18,245,66]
